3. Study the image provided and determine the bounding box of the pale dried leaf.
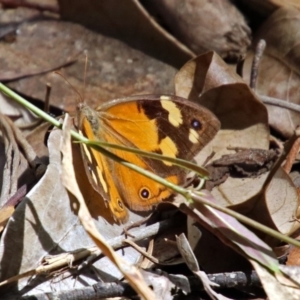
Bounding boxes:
[60,115,155,300]
[195,83,269,165]
[141,269,191,298]
[211,172,268,207]
[0,128,143,296]
[252,260,300,300]
[0,93,39,128]
[280,265,300,284]
[264,167,299,235]
[187,216,202,251]
[176,233,230,300]
[211,166,298,236]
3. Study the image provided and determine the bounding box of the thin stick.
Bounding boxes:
[44,83,51,113]
[259,94,300,113]
[282,136,300,173]
[123,239,159,264]
[250,39,266,90]
[0,217,177,287]
[236,55,245,77]
[16,271,262,299]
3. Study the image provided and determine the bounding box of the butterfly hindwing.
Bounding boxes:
[79,114,128,222]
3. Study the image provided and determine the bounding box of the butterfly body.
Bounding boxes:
[78,95,220,223]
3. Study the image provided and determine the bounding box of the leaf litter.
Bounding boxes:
[1,1,300,299]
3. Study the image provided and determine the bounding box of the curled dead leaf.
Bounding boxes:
[175,52,244,100]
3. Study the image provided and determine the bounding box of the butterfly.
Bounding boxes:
[77,95,220,223]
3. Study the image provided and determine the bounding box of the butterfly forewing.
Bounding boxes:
[78,95,220,222]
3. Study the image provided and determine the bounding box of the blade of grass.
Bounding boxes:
[1,82,300,249]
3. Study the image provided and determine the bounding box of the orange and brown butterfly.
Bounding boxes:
[77,95,220,223]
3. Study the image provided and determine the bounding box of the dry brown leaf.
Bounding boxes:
[4,19,177,113]
[0,206,14,232]
[200,86,298,237]
[25,122,51,160]
[143,0,251,61]
[196,83,269,163]
[239,0,300,17]
[58,0,193,68]
[244,7,300,138]
[0,15,76,82]
[175,52,244,100]
[287,246,300,266]
[211,172,268,207]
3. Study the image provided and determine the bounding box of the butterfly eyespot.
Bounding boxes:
[139,187,151,200]
[117,199,124,209]
[191,118,202,130]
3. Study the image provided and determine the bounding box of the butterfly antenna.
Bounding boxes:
[83,52,88,103]
[54,71,84,104]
